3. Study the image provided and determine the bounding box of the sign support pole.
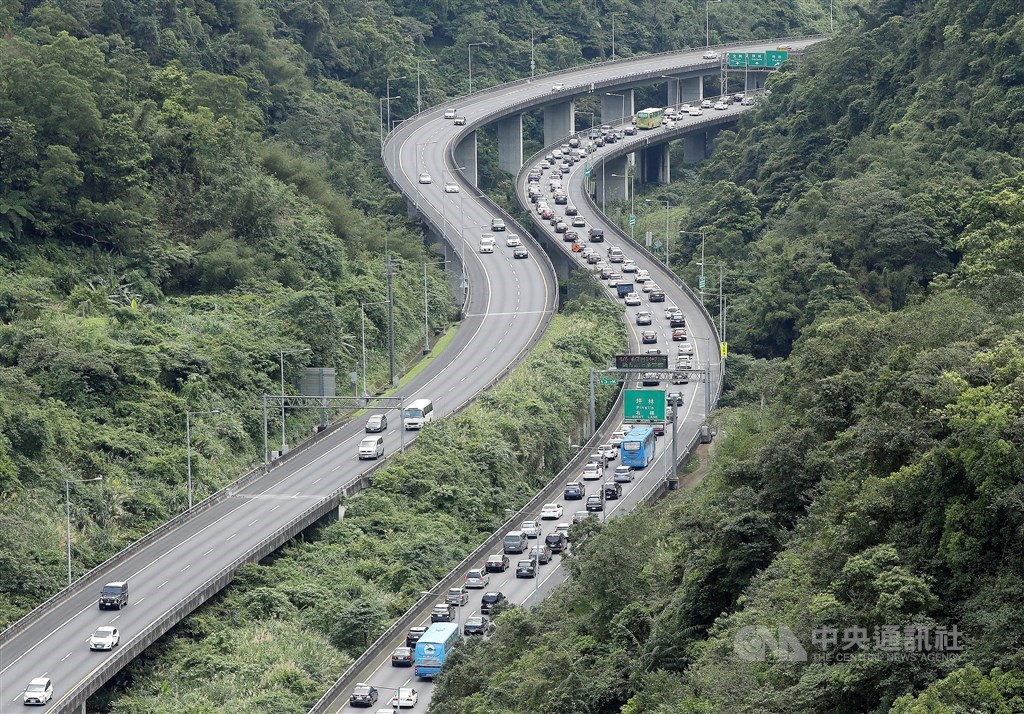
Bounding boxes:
[589,368,597,437]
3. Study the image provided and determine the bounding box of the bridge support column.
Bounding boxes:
[544,100,575,146]
[667,76,703,107]
[683,132,707,163]
[600,89,634,125]
[454,131,477,185]
[745,72,766,93]
[594,155,629,207]
[496,114,523,174]
[638,144,671,183]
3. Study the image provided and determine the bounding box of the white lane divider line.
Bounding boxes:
[181,564,191,572]
[203,548,214,556]
[226,533,237,541]
[157,580,168,590]
[292,491,301,498]
[312,478,322,485]
[247,519,259,527]
[109,615,120,623]
[61,651,73,662]
[270,505,281,512]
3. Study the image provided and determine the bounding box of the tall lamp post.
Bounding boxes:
[611,168,634,242]
[611,12,627,60]
[415,59,435,113]
[186,409,220,509]
[607,91,626,125]
[279,348,309,456]
[386,75,406,132]
[530,28,539,78]
[360,300,391,399]
[680,229,707,300]
[645,199,672,268]
[706,0,722,48]
[65,476,103,586]
[468,42,488,94]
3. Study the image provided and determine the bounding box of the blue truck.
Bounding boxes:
[616,282,634,298]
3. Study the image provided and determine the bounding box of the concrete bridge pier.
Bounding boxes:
[683,133,707,163]
[600,89,634,125]
[667,76,703,108]
[496,114,523,174]
[544,100,576,146]
[454,131,478,185]
[638,143,671,183]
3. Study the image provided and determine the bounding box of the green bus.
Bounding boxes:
[636,107,664,130]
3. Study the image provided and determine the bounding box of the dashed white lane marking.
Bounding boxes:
[202,548,214,556]
[61,652,72,662]
[226,533,237,541]
[181,564,191,572]
[331,464,345,472]
[270,505,281,512]
[247,519,258,527]
[312,478,322,485]
[157,581,168,590]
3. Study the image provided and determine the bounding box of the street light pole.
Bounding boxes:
[66,476,103,586]
[706,0,722,48]
[386,75,406,132]
[530,29,537,78]
[423,259,451,354]
[360,300,389,398]
[611,12,627,60]
[468,42,488,95]
[186,409,220,509]
[680,230,707,300]
[645,199,671,268]
[279,348,309,455]
[416,59,435,113]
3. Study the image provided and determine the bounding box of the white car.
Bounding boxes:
[702,50,719,60]
[89,626,120,650]
[540,503,563,520]
[389,688,419,708]
[582,462,602,480]
[418,172,432,184]
[636,269,650,281]
[622,261,638,273]
[714,101,728,110]
[641,282,659,293]
[598,443,619,460]
[444,181,459,193]
[701,99,713,108]
[23,678,53,705]
[464,568,490,588]
[678,343,695,355]
[624,292,641,306]
[444,108,457,119]
[551,82,565,92]
[521,520,541,537]
[505,234,522,247]
[689,106,703,116]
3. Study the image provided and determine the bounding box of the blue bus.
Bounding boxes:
[621,426,656,468]
[414,622,461,678]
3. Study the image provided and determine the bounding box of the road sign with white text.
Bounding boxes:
[624,389,666,421]
[766,50,789,66]
[747,52,767,67]
[727,52,747,67]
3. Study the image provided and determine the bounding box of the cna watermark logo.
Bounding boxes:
[733,624,965,664]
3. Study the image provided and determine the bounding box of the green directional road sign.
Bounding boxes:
[629,214,636,226]
[727,52,747,67]
[699,275,706,290]
[766,50,789,67]
[624,389,666,422]
[599,376,619,386]
[747,52,767,67]
[584,165,591,178]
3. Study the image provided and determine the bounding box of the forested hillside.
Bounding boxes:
[432,1,1024,712]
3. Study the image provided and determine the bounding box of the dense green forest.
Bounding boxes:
[432,1,1024,712]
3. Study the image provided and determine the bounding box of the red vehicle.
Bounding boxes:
[672,328,687,341]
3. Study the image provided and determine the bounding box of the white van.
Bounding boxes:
[358,435,384,459]
[404,399,434,430]
[479,234,496,253]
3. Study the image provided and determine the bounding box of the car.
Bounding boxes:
[667,391,685,407]
[365,414,387,432]
[582,462,602,480]
[714,101,728,110]
[389,688,418,709]
[491,218,506,231]
[444,181,460,193]
[598,443,619,460]
[505,234,522,247]
[599,267,614,280]
[777,43,793,50]
[641,281,659,293]
[670,314,686,328]
[665,306,681,318]
[540,503,563,520]
[418,172,432,184]
[23,678,53,706]
[465,568,490,589]
[649,290,666,302]
[405,626,428,647]
[703,50,719,60]
[545,530,569,552]
[464,615,494,636]
[564,482,585,499]
[635,311,653,326]
[555,222,568,233]
[678,343,694,355]
[572,510,593,524]
[554,193,568,205]
[646,348,663,356]
[642,330,658,344]
[572,216,586,227]
[624,292,641,306]
[564,230,579,243]
[431,603,456,622]
[586,495,605,512]
[652,422,667,436]
[516,557,538,578]
[350,683,379,707]
[607,272,623,285]
[555,522,571,539]
[454,115,467,125]
[587,253,601,265]
[636,268,651,281]
[603,481,623,499]
[480,591,507,615]
[741,96,755,105]
[444,108,457,119]
[89,626,120,650]
[588,228,605,242]
[531,544,552,564]
[565,204,578,216]
[701,99,713,109]
[610,428,629,447]
[485,553,509,572]
[672,328,687,341]
[614,465,634,483]
[446,586,470,606]
[519,520,541,539]
[624,125,637,135]
[391,646,413,667]
[98,580,128,610]
[622,260,637,273]
[513,247,529,259]
[551,82,565,91]
[689,106,703,116]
